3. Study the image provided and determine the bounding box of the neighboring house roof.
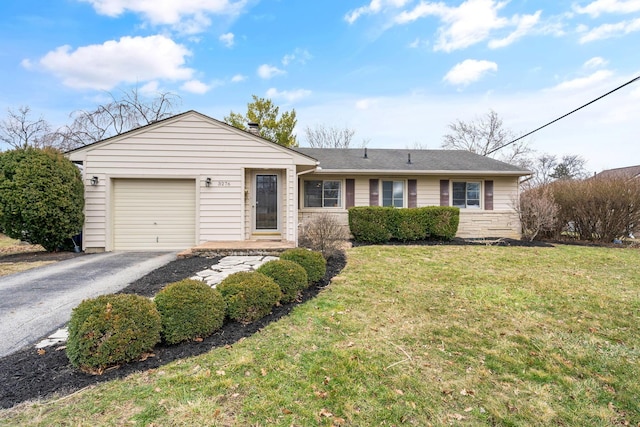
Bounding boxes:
[294,147,531,176]
[594,165,640,179]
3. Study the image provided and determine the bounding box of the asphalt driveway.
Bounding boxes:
[0,251,177,358]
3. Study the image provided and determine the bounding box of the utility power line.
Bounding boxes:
[486,74,640,156]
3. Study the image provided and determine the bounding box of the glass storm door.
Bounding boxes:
[255,174,278,230]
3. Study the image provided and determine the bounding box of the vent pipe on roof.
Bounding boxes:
[247,122,260,136]
[407,153,412,164]
[364,147,368,159]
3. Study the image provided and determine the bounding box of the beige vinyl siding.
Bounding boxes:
[70,112,315,251]
[112,179,196,250]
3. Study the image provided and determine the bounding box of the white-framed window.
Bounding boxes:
[303,180,342,208]
[382,180,404,208]
[452,181,481,208]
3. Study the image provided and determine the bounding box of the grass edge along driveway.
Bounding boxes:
[1,244,639,426]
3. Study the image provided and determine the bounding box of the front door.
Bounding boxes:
[254,173,279,231]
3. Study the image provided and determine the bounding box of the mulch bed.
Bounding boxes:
[0,252,346,409]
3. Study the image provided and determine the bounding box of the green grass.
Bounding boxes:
[2,244,640,426]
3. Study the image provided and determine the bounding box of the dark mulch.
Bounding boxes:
[0,252,346,409]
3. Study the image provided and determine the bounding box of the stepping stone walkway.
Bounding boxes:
[191,255,278,286]
[35,255,278,350]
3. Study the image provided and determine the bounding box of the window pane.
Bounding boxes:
[304,180,322,207]
[382,181,393,207]
[323,181,341,207]
[467,182,480,208]
[452,182,466,208]
[393,181,404,207]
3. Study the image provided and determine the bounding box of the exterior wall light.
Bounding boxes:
[90,176,99,186]
[205,177,212,187]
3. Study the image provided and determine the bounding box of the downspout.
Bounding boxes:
[294,163,320,246]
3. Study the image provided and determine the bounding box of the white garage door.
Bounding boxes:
[113,179,196,250]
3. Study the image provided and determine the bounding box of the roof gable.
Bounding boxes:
[67,110,317,166]
[294,148,530,176]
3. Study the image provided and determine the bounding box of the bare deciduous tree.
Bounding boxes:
[57,88,180,150]
[515,185,558,241]
[442,109,532,166]
[0,106,53,150]
[304,124,355,148]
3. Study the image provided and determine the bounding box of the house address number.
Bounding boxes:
[217,180,231,187]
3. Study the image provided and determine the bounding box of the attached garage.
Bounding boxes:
[112,178,196,250]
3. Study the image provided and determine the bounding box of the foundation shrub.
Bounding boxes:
[427,207,460,240]
[348,206,459,242]
[280,248,326,284]
[66,294,161,373]
[256,259,308,303]
[217,271,282,324]
[298,213,349,257]
[154,279,226,345]
[348,206,394,243]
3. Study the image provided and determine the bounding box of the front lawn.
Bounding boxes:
[1,244,639,425]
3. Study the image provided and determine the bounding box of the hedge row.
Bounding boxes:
[348,206,460,243]
[66,248,327,373]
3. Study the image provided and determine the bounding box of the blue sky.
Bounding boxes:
[1,0,639,172]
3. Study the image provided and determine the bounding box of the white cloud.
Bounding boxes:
[79,0,247,33]
[231,74,246,82]
[257,64,286,79]
[282,48,313,66]
[579,17,640,42]
[489,11,541,48]
[550,70,613,91]
[573,0,640,17]
[584,56,608,68]
[396,0,516,52]
[139,80,160,95]
[265,88,311,102]
[408,37,429,48]
[37,35,193,90]
[219,32,235,47]
[443,59,498,86]
[344,0,410,24]
[356,98,378,109]
[181,79,211,94]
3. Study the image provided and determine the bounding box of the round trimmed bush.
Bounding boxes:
[154,279,226,345]
[280,248,326,284]
[217,271,282,324]
[66,294,161,373]
[256,259,308,303]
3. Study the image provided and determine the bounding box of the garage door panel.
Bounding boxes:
[113,179,196,250]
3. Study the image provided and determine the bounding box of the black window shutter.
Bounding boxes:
[408,179,417,208]
[440,180,449,206]
[369,179,379,206]
[346,179,355,208]
[484,180,494,210]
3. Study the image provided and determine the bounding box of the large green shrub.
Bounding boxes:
[217,271,282,324]
[154,279,226,345]
[348,206,394,243]
[280,248,326,284]
[0,148,84,251]
[256,259,308,303]
[66,294,161,373]
[348,206,459,243]
[426,207,459,240]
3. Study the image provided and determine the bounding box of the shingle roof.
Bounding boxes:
[595,165,640,179]
[294,148,531,175]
